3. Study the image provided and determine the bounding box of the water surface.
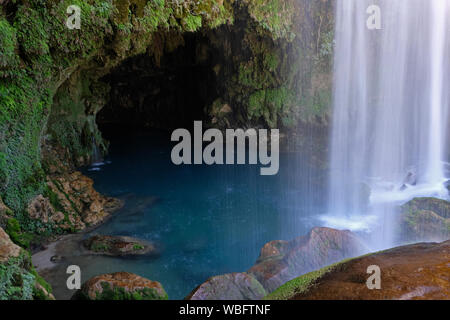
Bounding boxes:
[46,132,326,299]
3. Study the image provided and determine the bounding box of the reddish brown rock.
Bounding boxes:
[288,240,450,300]
[34,143,123,232]
[27,173,123,232]
[73,272,168,300]
[248,227,367,293]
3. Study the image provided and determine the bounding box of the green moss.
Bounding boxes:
[76,282,168,300]
[91,242,110,252]
[0,253,35,300]
[183,14,202,32]
[1,0,333,238]
[264,259,351,300]
[5,218,32,249]
[243,0,296,40]
[0,17,20,77]
[248,87,293,128]
[0,249,53,300]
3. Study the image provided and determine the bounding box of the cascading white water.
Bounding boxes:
[428,0,447,184]
[326,0,450,249]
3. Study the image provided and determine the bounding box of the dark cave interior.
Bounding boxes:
[97,33,222,137]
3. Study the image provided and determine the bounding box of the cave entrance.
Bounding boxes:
[97,32,220,138]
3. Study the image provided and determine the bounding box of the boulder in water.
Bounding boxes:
[248,227,367,293]
[187,228,367,299]
[83,235,160,257]
[399,197,450,242]
[186,273,267,300]
[403,171,417,186]
[72,272,168,300]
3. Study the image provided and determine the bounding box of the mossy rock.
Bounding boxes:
[399,197,450,242]
[0,227,53,300]
[83,235,160,256]
[72,272,168,300]
[186,272,267,300]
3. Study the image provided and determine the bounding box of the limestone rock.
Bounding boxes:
[42,172,123,232]
[402,197,450,219]
[256,240,290,263]
[186,228,365,300]
[399,197,450,242]
[187,273,267,300]
[0,226,21,263]
[283,240,450,300]
[27,195,54,224]
[83,235,160,257]
[34,282,56,300]
[72,272,168,300]
[0,197,12,217]
[0,197,13,227]
[248,227,367,293]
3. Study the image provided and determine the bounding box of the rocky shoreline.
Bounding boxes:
[21,195,450,300]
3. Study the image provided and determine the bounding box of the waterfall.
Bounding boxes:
[428,0,447,184]
[91,136,104,166]
[327,0,450,249]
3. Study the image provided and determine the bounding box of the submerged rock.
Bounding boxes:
[248,227,367,293]
[72,272,168,300]
[270,240,450,300]
[83,235,159,257]
[186,273,267,300]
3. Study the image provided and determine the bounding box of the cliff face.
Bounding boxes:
[0,0,334,242]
